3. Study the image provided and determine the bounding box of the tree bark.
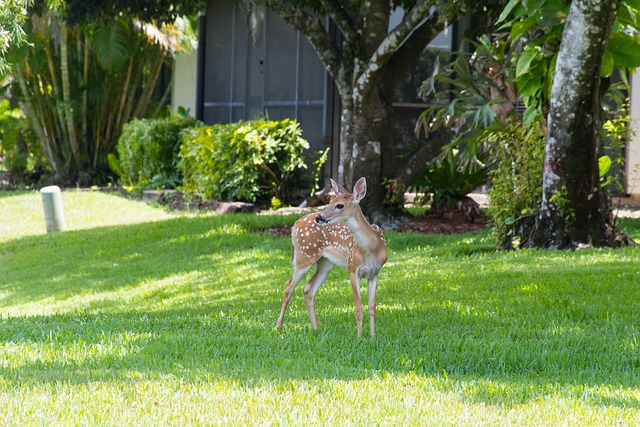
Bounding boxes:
[526,0,621,248]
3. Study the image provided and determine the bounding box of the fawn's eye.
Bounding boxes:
[336,203,344,209]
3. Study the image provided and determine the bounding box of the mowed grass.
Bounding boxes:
[1,190,640,426]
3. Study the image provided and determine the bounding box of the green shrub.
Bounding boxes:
[411,147,489,210]
[488,119,546,249]
[178,117,309,204]
[112,114,200,192]
[0,100,44,186]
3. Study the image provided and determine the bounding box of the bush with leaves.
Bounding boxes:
[411,147,488,219]
[179,117,309,205]
[111,113,200,192]
[488,119,546,249]
[0,99,44,186]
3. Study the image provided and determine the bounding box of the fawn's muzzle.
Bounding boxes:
[315,214,327,224]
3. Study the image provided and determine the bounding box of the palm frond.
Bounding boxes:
[89,20,130,73]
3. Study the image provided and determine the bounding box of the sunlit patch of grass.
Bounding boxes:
[0,189,176,243]
[1,191,640,425]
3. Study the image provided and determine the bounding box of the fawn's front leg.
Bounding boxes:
[367,274,379,338]
[349,272,364,338]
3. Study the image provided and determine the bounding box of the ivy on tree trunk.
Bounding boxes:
[525,0,628,249]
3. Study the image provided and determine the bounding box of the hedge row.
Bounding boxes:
[111,115,312,206]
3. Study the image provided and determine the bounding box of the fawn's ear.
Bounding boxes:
[330,179,349,196]
[353,177,367,203]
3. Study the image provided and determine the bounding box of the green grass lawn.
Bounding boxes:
[1,190,640,426]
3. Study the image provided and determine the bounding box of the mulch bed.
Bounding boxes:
[398,212,486,234]
[261,211,486,237]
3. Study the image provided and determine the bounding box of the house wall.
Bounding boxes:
[198,0,332,157]
[628,72,640,198]
[171,52,198,115]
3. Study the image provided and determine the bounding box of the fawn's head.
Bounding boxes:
[315,177,366,225]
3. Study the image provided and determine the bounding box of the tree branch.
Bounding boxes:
[318,0,357,44]
[355,2,433,97]
[264,0,343,86]
[382,12,443,93]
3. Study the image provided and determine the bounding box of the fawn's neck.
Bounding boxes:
[344,207,382,253]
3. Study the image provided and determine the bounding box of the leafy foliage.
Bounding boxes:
[8,12,196,184]
[418,0,640,247]
[488,119,546,249]
[414,37,507,211]
[310,147,330,196]
[88,20,131,73]
[497,0,640,122]
[0,0,28,74]
[112,114,200,192]
[0,99,44,186]
[57,0,205,24]
[179,118,310,205]
[417,38,514,139]
[411,148,489,208]
[420,0,640,142]
[416,35,517,175]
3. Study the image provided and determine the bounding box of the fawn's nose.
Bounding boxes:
[315,215,326,224]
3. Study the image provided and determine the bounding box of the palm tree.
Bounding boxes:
[9,12,196,183]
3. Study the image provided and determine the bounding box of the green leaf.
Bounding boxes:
[523,0,546,14]
[601,51,614,77]
[510,15,538,41]
[497,0,522,24]
[519,75,541,98]
[624,0,640,9]
[523,105,541,124]
[89,21,130,73]
[538,0,569,24]
[599,155,612,178]
[607,33,640,69]
[616,3,638,28]
[516,49,537,77]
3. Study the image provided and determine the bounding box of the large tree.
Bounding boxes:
[260,0,502,224]
[527,0,628,248]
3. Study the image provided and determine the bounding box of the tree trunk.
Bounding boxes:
[346,92,388,224]
[526,0,621,249]
[60,22,80,177]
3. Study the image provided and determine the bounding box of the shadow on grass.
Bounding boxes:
[1,214,640,410]
[0,214,296,310]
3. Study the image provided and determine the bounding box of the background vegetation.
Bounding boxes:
[1,191,639,425]
[178,117,312,206]
[111,113,200,193]
[2,1,199,185]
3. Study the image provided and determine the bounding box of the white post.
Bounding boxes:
[40,186,67,232]
[627,71,640,199]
